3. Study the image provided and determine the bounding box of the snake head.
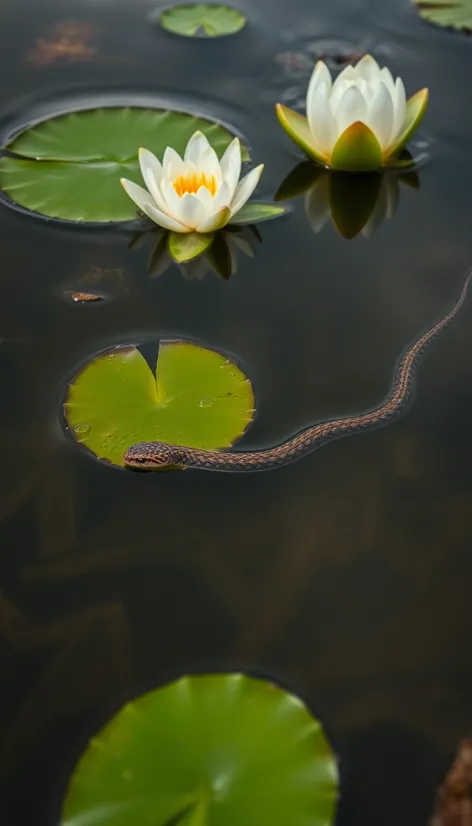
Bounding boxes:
[123,441,181,471]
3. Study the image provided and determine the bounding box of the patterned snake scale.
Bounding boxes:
[124,271,471,472]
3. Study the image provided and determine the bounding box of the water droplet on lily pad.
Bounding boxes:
[73,423,90,438]
[199,398,214,408]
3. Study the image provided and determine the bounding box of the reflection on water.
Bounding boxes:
[1,0,472,825]
[276,162,421,239]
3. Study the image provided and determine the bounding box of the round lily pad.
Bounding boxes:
[0,107,249,223]
[61,673,339,826]
[158,3,246,37]
[414,0,472,32]
[64,340,255,468]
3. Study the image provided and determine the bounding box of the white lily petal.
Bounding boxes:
[330,78,355,113]
[355,55,380,82]
[307,61,333,113]
[333,85,368,141]
[308,80,335,155]
[198,146,222,182]
[160,179,191,222]
[356,77,376,107]
[212,180,231,211]
[219,138,241,199]
[184,131,211,163]
[162,146,185,179]
[177,192,208,229]
[144,203,190,233]
[367,81,394,150]
[379,66,396,96]
[138,148,168,213]
[331,64,357,93]
[195,206,231,233]
[230,164,264,217]
[195,185,214,211]
[120,178,155,213]
[390,77,406,145]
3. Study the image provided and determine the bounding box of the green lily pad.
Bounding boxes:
[230,202,288,224]
[414,0,472,32]
[0,107,249,223]
[61,673,339,826]
[159,3,246,37]
[65,341,254,467]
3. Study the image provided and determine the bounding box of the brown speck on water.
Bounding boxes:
[68,291,104,303]
[26,21,98,67]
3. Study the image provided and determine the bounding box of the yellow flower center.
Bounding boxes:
[173,172,217,198]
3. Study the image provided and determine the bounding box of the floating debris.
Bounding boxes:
[26,21,98,67]
[67,291,104,303]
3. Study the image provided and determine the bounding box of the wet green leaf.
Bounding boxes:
[330,121,383,172]
[61,673,339,826]
[388,89,429,159]
[230,203,287,224]
[0,108,249,222]
[65,341,254,467]
[275,104,328,166]
[159,3,246,37]
[168,231,214,262]
[414,0,472,32]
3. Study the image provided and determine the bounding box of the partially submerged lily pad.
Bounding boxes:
[0,107,249,223]
[61,673,339,826]
[158,3,246,37]
[65,341,254,467]
[414,0,472,32]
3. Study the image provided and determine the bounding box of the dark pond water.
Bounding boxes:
[1,0,472,823]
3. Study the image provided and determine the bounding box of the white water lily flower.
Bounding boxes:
[276,55,428,172]
[120,131,264,233]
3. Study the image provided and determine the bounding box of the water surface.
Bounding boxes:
[1,0,472,824]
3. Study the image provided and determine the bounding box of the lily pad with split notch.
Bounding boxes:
[61,673,339,826]
[157,3,246,37]
[65,340,254,468]
[0,107,250,223]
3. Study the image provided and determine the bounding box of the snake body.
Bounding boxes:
[124,273,471,472]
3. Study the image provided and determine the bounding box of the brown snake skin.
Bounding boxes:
[124,271,471,472]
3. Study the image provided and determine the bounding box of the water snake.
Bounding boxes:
[124,272,471,472]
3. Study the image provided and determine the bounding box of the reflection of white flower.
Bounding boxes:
[121,131,263,233]
[147,226,259,280]
[360,177,399,238]
[304,172,400,238]
[276,54,428,172]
